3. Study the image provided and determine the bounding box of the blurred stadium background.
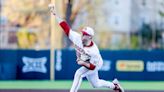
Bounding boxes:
[0,0,164,92]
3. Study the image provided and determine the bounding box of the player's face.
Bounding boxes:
[81,35,92,46]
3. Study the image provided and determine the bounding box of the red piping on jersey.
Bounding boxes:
[59,21,70,36]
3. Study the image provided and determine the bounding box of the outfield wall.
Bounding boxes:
[0,50,164,80]
[0,50,50,80]
[55,50,164,81]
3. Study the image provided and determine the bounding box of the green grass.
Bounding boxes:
[0,81,164,90]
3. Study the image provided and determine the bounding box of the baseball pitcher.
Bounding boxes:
[49,4,124,92]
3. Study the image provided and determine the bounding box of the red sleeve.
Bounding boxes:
[89,63,96,70]
[59,21,70,36]
[83,63,96,70]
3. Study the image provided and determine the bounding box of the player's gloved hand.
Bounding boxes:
[79,54,91,62]
[48,4,56,15]
[77,60,96,70]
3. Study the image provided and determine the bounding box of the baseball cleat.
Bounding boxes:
[113,78,124,92]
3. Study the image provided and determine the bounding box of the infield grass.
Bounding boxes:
[0,81,164,90]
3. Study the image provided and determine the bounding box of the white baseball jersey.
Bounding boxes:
[56,16,103,69]
[69,30,103,69]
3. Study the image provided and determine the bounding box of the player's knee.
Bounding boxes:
[91,82,100,88]
[92,84,100,88]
